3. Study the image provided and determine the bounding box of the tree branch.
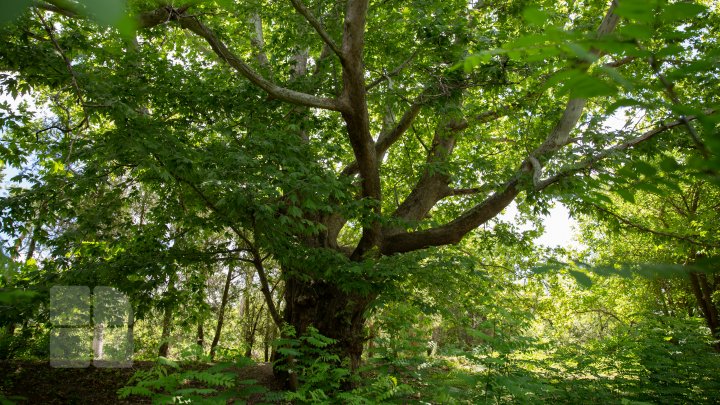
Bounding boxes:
[534,114,708,191]
[342,94,425,176]
[251,253,283,328]
[448,187,485,196]
[530,1,620,159]
[381,178,520,254]
[248,13,270,68]
[339,0,380,259]
[383,115,461,233]
[366,49,419,90]
[589,203,720,248]
[647,53,709,158]
[379,1,622,255]
[34,1,78,18]
[175,12,344,112]
[289,0,343,61]
[37,3,344,112]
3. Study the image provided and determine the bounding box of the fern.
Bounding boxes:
[274,326,412,404]
[117,356,267,404]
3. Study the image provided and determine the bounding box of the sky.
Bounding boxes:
[499,201,578,249]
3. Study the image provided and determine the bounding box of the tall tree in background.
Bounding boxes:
[1,0,718,375]
[579,162,720,343]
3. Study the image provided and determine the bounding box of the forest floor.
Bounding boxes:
[0,360,284,404]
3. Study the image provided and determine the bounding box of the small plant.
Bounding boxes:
[117,356,266,404]
[274,325,412,404]
[274,325,348,403]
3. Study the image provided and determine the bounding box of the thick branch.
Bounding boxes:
[176,13,343,112]
[249,13,270,68]
[381,179,520,254]
[531,1,620,159]
[38,4,344,112]
[342,96,424,176]
[289,0,343,61]
[340,0,380,259]
[535,114,708,191]
[34,1,78,18]
[342,88,524,178]
[384,115,461,234]
[381,2,623,256]
[449,187,485,196]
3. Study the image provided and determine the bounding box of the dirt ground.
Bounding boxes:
[0,360,284,404]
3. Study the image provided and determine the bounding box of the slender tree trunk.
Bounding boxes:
[126,307,134,365]
[689,272,720,349]
[244,301,266,358]
[655,280,670,317]
[0,324,16,359]
[25,234,36,262]
[244,323,256,358]
[240,270,252,356]
[366,321,375,358]
[92,323,105,361]
[158,306,173,357]
[210,265,234,360]
[698,273,720,335]
[263,317,274,362]
[196,320,204,348]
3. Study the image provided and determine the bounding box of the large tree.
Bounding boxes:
[1,0,718,378]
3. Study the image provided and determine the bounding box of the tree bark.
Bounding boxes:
[158,306,172,357]
[263,316,275,363]
[689,272,720,350]
[210,264,234,360]
[196,320,204,348]
[92,323,104,361]
[282,272,375,378]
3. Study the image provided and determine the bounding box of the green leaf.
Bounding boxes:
[82,0,126,27]
[659,2,707,22]
[632,160,658,177]
[287,206,303,218]
[157,357,180,369]
[635,182,662,195]
[523,6,549,26]
[659,156,680,172]
[569,269,593,287]
[616,189,635,203]
[614,0,658,23]
[619,23,654,40]
[0,0,32,25]
[564,43,598,63]
[560,73,618,98]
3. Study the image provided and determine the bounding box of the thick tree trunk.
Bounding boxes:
[282,274,375,378]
